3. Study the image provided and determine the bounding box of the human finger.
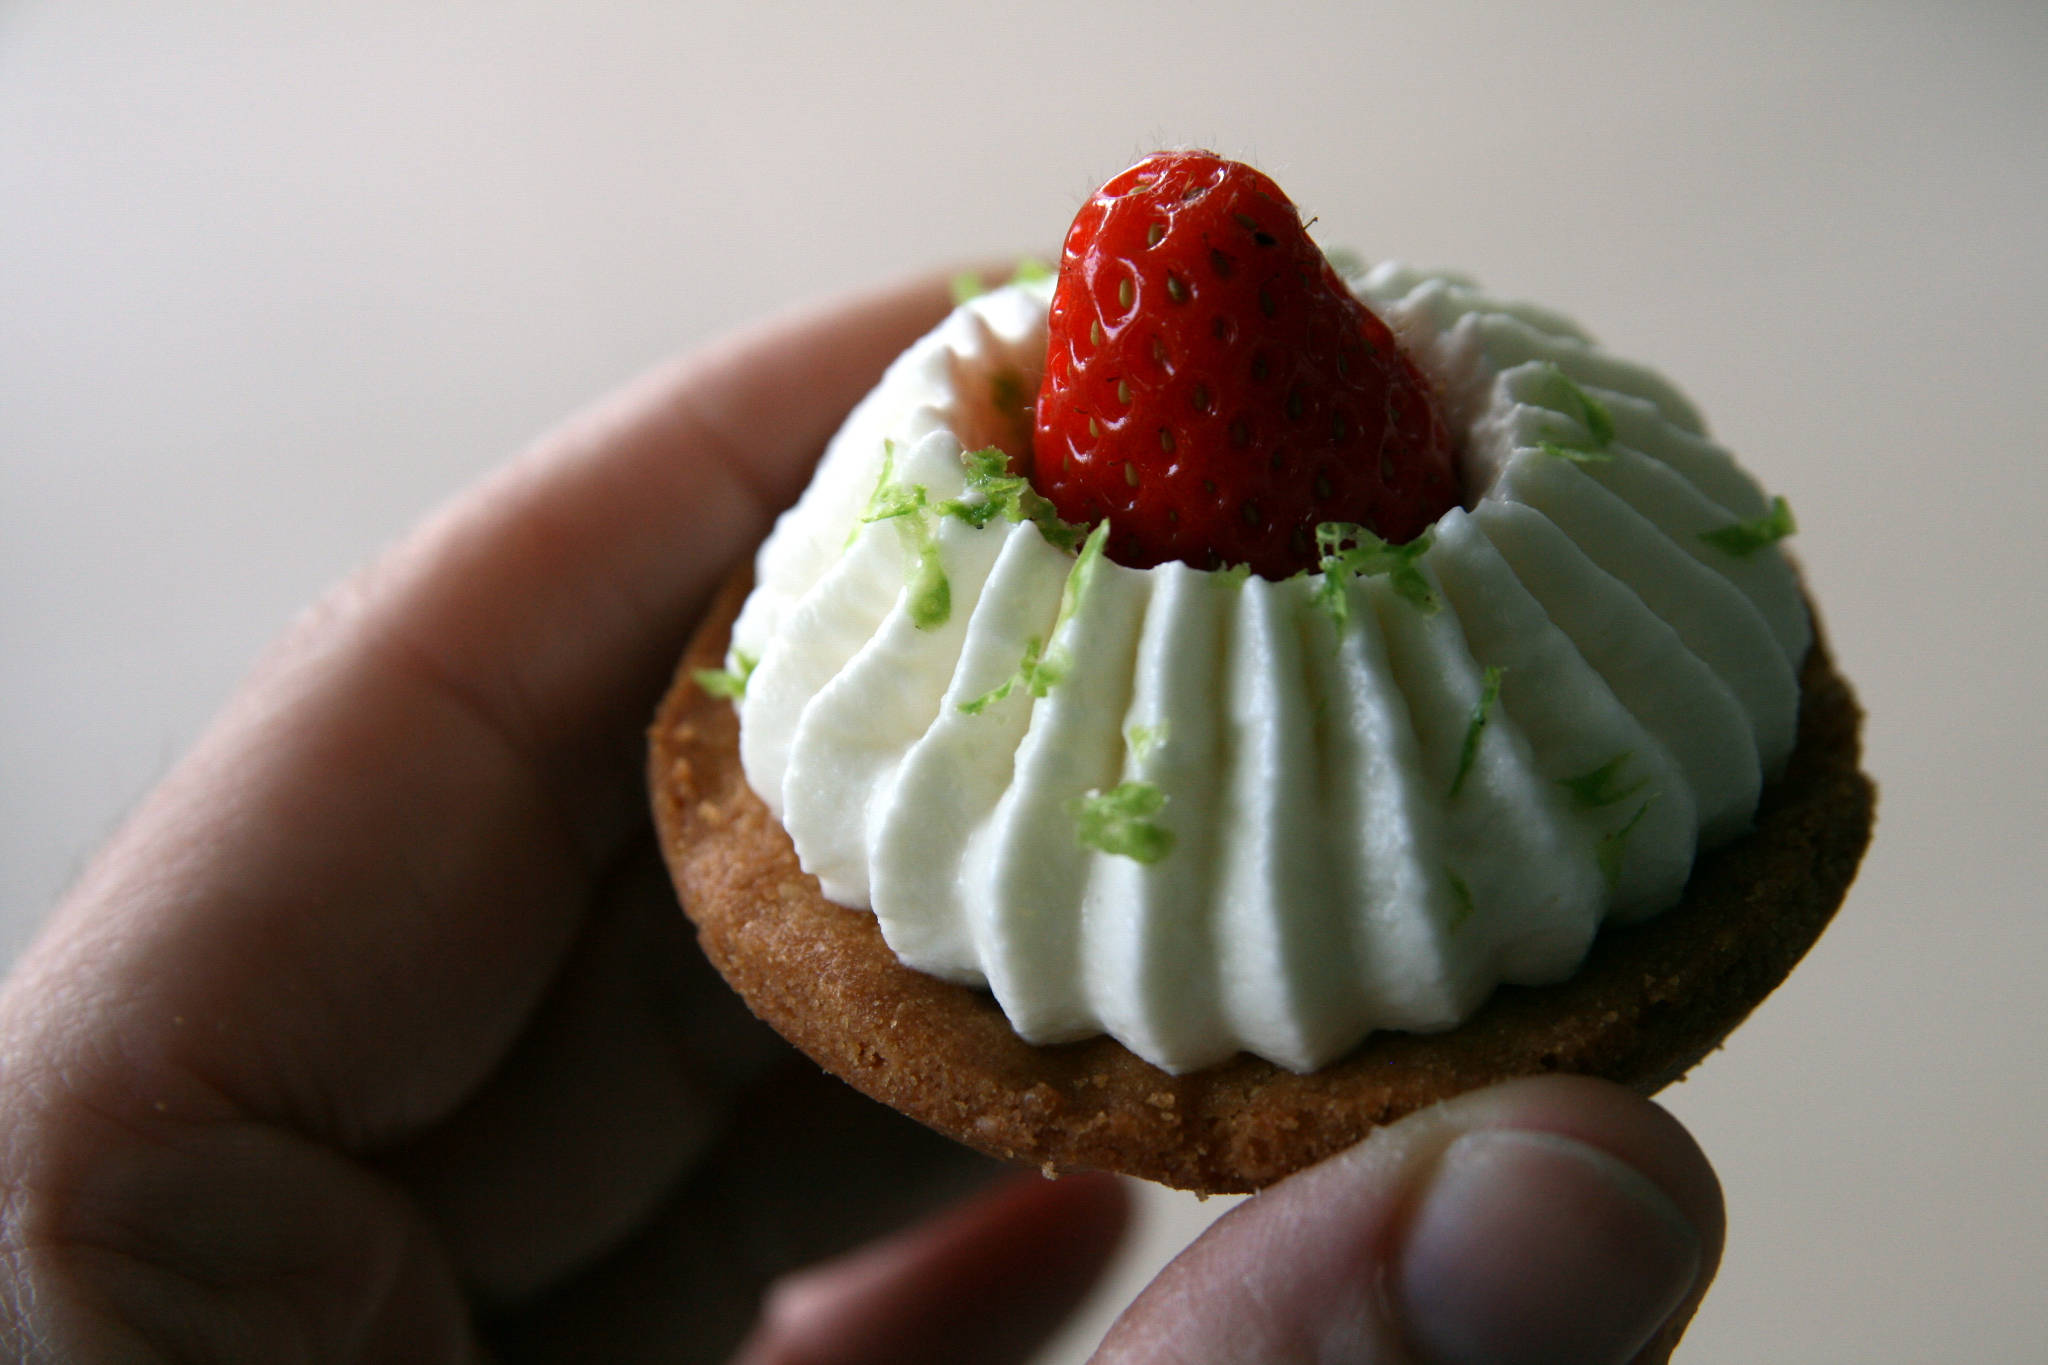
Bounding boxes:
[381,848,763,1307]
[479,1062,1015,1363]
[1,269,959,1161]
[727,1170,1129,1365]
[1091,1075,1724,1365]
[320,266,967,865]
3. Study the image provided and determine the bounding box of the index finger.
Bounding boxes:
[2,270,957,1149]
[351,268,962,854]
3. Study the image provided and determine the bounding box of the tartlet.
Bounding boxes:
[649,154,1873,1192]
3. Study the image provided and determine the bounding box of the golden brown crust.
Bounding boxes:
[650,570,1874,1193]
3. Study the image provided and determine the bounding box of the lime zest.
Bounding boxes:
[958,634,1043,716]
[935,447,1085,550]
[862,478,930,525]
[1558,367,1616,446]
[1536,363,1617,462]
[860,441,913,523]
[1444,865,1477,930]
[859,441,951,630]
[1069,781,1176,864]
[1559,752,1649,809]
[1548,362,1613,444]
[692,649,757,701]
[1597,796,1658,888]
[989,367,1030,417]
[1030,520,1111,696]
[953,258,1052,305]
[1701,495,1796,556]
[931,448,1011,529]
[1125,721,1171,766]
[1448,665,1506,799]
[906,540,950,629]
[1214,561,1252,589]
[955,519,1109,717]
[1312,522,1439,633]
[1536,439,1615,465]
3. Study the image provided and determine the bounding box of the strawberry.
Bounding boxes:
[1031,150,1461,579]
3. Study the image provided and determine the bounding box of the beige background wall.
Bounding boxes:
[4,3,2044,1359]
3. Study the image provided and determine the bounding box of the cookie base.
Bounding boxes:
[650,571,1874,1193]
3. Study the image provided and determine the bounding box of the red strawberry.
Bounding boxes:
[1031,150,1461,579]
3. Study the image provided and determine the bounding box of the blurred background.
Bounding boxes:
[3,2,2043,1359]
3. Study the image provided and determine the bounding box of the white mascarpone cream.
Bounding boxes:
[724,264,1809,1074]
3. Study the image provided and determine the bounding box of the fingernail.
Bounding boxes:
[1392,1128,1701,1365]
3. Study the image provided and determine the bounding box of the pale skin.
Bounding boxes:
[0,272,1725,1363]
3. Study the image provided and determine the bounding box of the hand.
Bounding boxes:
[0,272,1722,1364]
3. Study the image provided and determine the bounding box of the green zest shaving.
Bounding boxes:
[905,541,950,629]
[989,368,1029,417]
[1445,866,1476,930]
[1536,440,1615,465]
[860,442,951,630]
[1313,522,1440,633]
[1030,519,1110,694]
[1125,721,1170,765]
[957,520,1110,714]
[934,447,1084,549]
[1556,364,1616,445]
[958,635,1043,715]
[1559,752,1648,809]
[1537,363,1617,462]
[952,258,1053,305]
[860,441,911,522]
[693,650,757,700]
[860,441,1085,631]
[1448,665,1506,799]
[949,271,986,305]
[1701,495,1796,556]
[1069,781,1176,864]
[1597,797,1657,888]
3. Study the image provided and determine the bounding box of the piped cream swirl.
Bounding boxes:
[725,266,1809,1074]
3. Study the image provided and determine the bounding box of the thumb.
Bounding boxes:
[1093,1074,1723,1365]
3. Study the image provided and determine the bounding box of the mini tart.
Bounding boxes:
[725,268,1826,1076]
[651,568,1873,1194]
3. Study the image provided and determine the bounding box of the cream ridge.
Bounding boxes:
[720,265,1809,1075]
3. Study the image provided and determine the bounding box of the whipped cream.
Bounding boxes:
[725,266,1809,1074]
